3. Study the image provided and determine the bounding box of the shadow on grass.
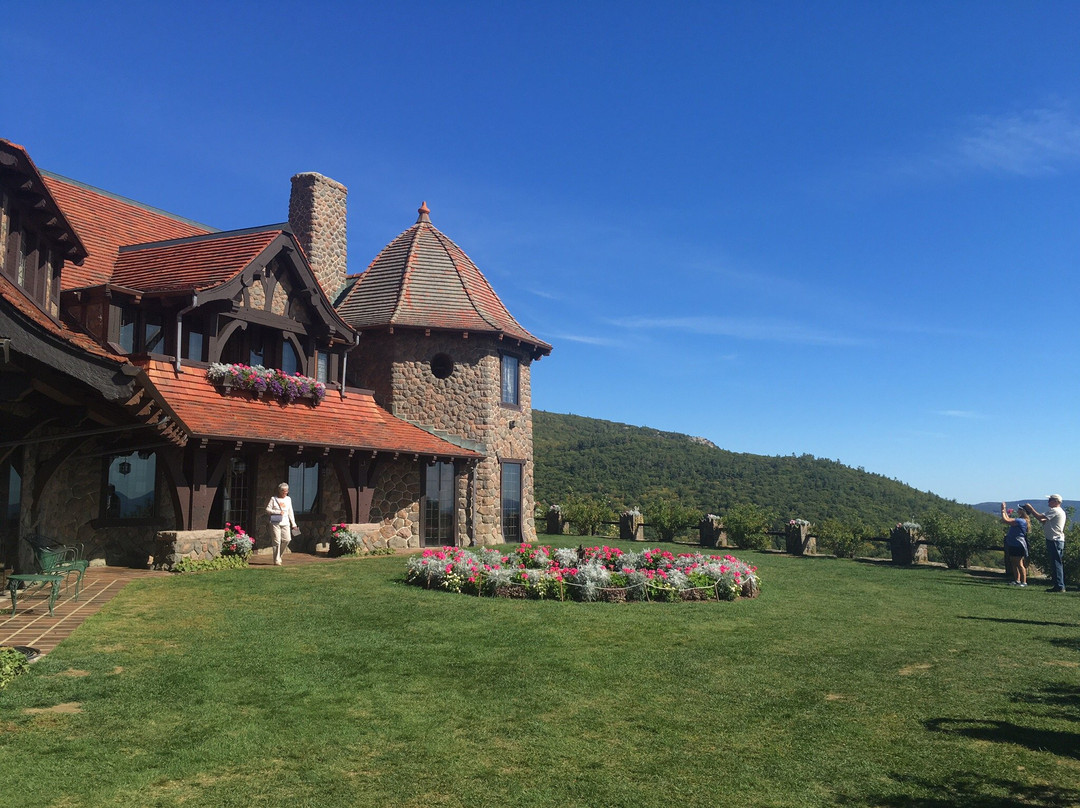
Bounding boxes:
[925,717,1080,759]
[959,615,1077,628]
[836,772,1080,807]
[1011,684,1080,722]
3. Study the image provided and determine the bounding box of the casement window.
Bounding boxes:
[288,461,320,514]
[422,462,455,547]
[116,306,137,353]
[282,338,302,376]
[183,317,206,362]
[144,311,165,354]
[501,354,520,406]
[501,461,523,542]
[103,451,156,520]
[316,351,329,383]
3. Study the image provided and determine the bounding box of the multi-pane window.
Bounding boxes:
[222,457,249,527]
[316,351,329,383]
[288,461,319,514]
[104,452,156,519]
[501,462,522,542]
[501,354,519,406]
[423,462,455,546]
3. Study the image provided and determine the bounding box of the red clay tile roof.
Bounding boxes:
[41,173,214,290]
[113,228,283,294]
[137,359,480,457]
[337,204,551,353]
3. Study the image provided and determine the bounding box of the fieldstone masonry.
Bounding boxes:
[289,172,348,300]
[153,529,224,570]
[354,330,537,545]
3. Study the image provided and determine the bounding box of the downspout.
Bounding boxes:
[174,293,198,371]
[340,332,359,398]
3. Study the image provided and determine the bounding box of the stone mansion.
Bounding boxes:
[0,138,551,569]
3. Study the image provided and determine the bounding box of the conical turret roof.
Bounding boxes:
[336,203,550,355]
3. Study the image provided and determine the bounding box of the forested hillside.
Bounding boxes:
[533,410,977,531]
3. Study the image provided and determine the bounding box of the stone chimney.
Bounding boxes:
[288,172,348,302]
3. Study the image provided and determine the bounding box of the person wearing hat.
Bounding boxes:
[1022,495,1067,592]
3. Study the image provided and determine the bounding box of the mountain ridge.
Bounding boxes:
[533,410,983,530]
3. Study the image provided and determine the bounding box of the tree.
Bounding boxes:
[644,497,700,542]
[723,503,776,550]
[561,494,615,537]
[815,517,868,558]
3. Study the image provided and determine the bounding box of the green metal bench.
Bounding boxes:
[25,535,88,600]
[7,573,65,616]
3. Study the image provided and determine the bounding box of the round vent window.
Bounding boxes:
[430,353,454,379]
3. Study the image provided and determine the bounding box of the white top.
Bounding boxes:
[266,495,298,529]
[1043,505,1066,543]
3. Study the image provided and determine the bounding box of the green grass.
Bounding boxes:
[2,541,1079,807]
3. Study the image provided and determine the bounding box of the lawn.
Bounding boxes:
[1,541,1079,807]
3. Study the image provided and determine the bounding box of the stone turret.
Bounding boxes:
[336,203,551,545]
[288,172,348,302]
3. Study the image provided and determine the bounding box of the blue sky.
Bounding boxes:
[4,1,1079,504]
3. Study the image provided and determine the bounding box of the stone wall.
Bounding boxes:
[353,330,537,545]
[153,529,224,570]
[289,172,348,301]
[368,456,422,549]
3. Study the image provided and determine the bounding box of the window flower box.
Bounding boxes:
[206,363,326,404]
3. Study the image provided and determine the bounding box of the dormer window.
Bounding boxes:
[282,338,301,376]
[116,306,136,353]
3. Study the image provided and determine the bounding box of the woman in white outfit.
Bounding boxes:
[266,482,298,565]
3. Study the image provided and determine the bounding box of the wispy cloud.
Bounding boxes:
[525,287,562,301]
[936,409,985,419]
[953,105,1080,177]
[606,315,866,347]
[553,333,623,347]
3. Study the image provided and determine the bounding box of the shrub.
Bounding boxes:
[921,510,990,569]
[723,502,776,550]
[644,498,701,542]
[816,518,868,559]
[0,646,29,690]
[222,523,253,557]
[174,555,249,573]
[330,523,365,556]
[561,495,615,536]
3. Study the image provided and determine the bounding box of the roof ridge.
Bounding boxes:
[394,223,424,324]
[118,223,288,253]
[40,170,219,233]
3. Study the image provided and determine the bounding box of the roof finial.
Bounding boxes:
[417,201,431,223]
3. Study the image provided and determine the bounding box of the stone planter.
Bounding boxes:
[785,523,816,556]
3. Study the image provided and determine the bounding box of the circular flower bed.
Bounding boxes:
[405,544,759,602]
